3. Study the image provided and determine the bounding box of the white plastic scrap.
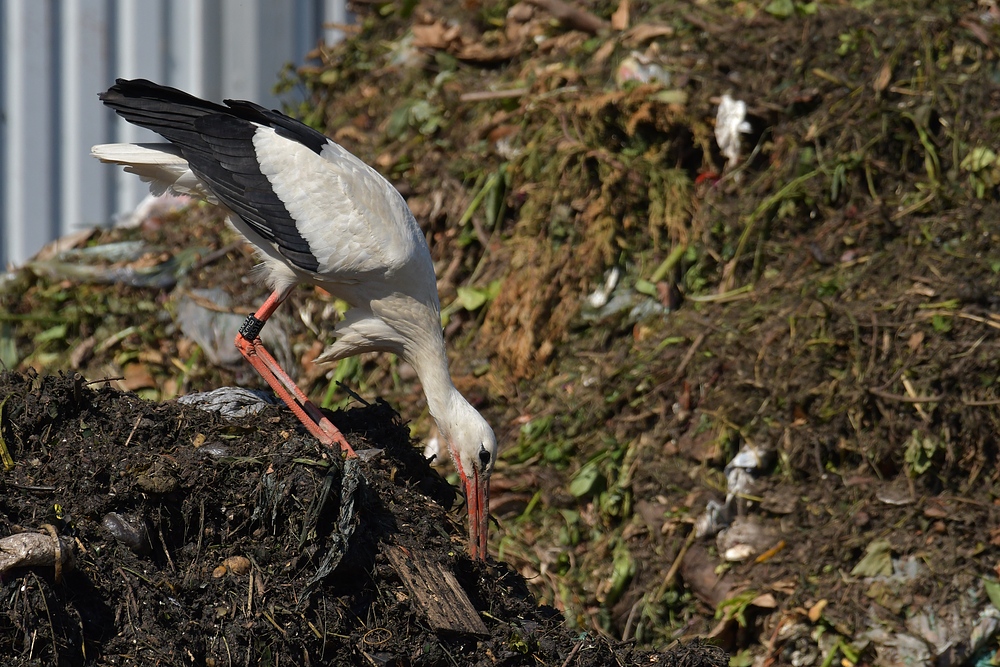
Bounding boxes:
[693,498,730,538]
[724,442,769,501]
[694,441,771,538]
[715,95,752,172]
[177,387,278,418]
[116,192,191,228]
[586,267,621,309]
[862,628,933,667]
[717,515,780,562]
[968,608,1000,660]
[615,51,671,87]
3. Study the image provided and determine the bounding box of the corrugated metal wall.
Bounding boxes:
[0,0,349,268]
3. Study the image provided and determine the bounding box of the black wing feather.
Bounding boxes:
[99,78,326,272]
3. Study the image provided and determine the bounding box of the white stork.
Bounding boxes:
[92,79,496,560]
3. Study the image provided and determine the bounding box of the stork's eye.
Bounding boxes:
[478,447,491,468]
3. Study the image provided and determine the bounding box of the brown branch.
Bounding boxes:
[0,529,75,580]
[526,0,609,34]
[459,88,529,102]
[868,387,944,403]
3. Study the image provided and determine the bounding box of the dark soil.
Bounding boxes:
[0,370,727,666]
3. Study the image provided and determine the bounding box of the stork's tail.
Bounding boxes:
[99,79,235,141]
[91,143,216,202]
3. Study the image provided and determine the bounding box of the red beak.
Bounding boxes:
[462,467,489,560]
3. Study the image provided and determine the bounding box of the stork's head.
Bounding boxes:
[441,400,497,560]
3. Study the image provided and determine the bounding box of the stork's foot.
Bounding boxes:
[235,333,356,457]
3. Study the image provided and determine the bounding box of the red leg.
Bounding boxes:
[235,290,356,457]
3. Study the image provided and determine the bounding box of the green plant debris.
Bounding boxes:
[904,429,940,476]
[985,579,1000,612]
[850,539,893,578]
[716,590,759,628]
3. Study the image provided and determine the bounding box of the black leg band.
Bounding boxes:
[240,313,266,341]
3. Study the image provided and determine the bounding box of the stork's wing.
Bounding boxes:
[99,78,421,277]
[248,125,421,279]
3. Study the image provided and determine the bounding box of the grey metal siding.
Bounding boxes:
[0,0,347,267]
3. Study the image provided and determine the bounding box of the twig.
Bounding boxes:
[123,414,143,449]
[890,192,935,221]
[84,376,124,386]
[901,376,930,421]
[43,525,63,583]
[621,599,641,642]
[654,528,696,601]
[261,608,288,636]
[754,539,786,564]
[34,572,59,661]
[9,483,57,492]
[724,171,819,290]
[963,398,1000,406]
[248,569,255,616]
[176,288,253,315]
[559,639,585,667]
[188,240,244,273]
[868,387,944,403]
[526,0,609,34]
[156,508,176,573]
[686,285,754,303]
[956,311,1000,330]
[196,499,205,561]
[459,88,528,102]
[673,333,706,381]
[336,382,371,407]
[95,325,142,354]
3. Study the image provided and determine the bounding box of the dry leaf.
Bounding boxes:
[454,42,521,64]
[70,335,97,369]
[752,593,778,609]
[214,555,252,578]
[508,3,534,22]
[873,62,892,92]
[412,22,461,50]
[959,17,991,46]
[611,0,630,31]
[592,39,617,65]
[808,599,828,622]
[223,556,252,575]
[622,23,675,45]
[923,499,948,518]
[121,363,155,391]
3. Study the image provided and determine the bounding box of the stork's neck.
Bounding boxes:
[374,292,469,441]
[392,300,496,480]
[408,332,466,438]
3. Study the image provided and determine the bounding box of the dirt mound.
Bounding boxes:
[0,370,726,666]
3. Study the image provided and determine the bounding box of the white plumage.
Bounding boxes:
[94,78,496,560]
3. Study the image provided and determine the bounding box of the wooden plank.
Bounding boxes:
[383,545,488,636]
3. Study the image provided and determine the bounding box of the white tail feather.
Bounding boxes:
[91,143,217,203]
